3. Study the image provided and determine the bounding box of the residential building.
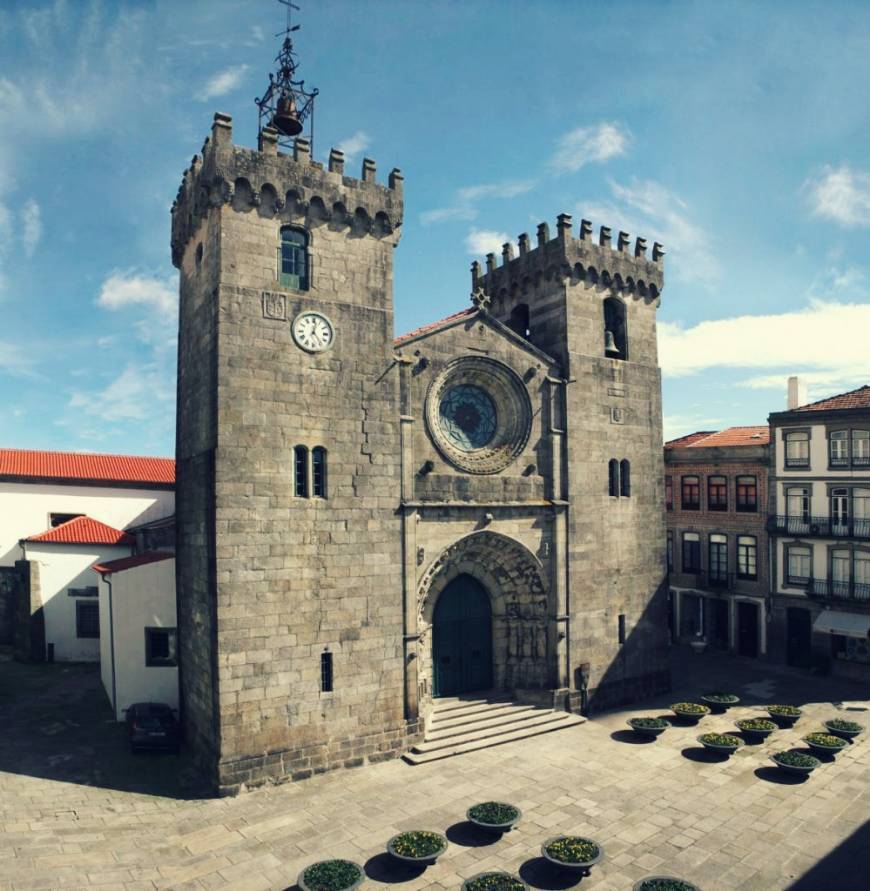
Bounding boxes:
[768,383,870,681]
[665,427,770,658]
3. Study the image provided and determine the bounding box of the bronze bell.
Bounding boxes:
[604,329,621,356]
[271,94,303,137]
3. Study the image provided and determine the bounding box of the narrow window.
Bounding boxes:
[294,445,309,498]
[603,297,627,359]
[76,601,100,638]
[854,551,870,601]
[854,488,870,537]
[707,475,727,511]
[852,430,870,466]
[279,226,310,290]
[608,459,619,497]
[312,447,327,498]
[667,530,674,572]
[145,628,178,667]
[786,486,810,533]
[681,475,700,510]
[737,535,757,580]
[665,475,673,511]
[736,475,757,512]
[831,488,849,533]
[619,460,631,497]
[786,545,811,586]
[618,614,626,645]
[831,548,850,598]
[830,430,849,467]
[320,651,333,693]
[784,430,809,467]
[508,303,530,338]
[67,586,98,598]
[708,533,728,585]
[682,532,701,573]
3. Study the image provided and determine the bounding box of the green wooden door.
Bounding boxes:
[432,575,493,697]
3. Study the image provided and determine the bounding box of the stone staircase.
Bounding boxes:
[403,693,585,765]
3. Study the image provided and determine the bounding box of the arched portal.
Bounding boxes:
[432,575,493,697]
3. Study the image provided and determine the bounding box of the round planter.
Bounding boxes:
[697,735,742,757]
[461,871,528,891]
[770,753,821,776]
[541,836,604,874]
[670,704,710,725]
[689,640,707,654]
[735,721,776,741]
[633,877,701,891]
[824,720,863,740]
[803,737,847,757]
[297,860,365,891]
[767,707,802,727]
[466,803,522,833]
[628,719,667,738]
[701,694,740,711]
[386,832,447,866]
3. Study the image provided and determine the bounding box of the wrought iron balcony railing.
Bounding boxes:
[767,515,870,540]
[809,577,870,604]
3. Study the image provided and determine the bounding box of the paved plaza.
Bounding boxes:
[0,649,867,891]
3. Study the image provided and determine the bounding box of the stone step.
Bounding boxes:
[427,704,543,737]
[403,712,584,765]
[430,696,512,720]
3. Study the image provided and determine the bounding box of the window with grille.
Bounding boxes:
[312,447,327,498]
[681,476,700,510]
[294,445,309,498]
[682,532,700,573]
[145,627,178,667]
[279,227,309,290]
[708,476,727,511]
[785,430,809,467]
[76,601,100,638]
[736,475,757,512]
[665,476,673,511]
[320,651,333,693]
[737,535,757,580]
[709,533,728,583]
[787,545,811,585]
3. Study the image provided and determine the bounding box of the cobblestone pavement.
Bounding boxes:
[1,649,867,891]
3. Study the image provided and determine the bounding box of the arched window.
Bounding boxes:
[620,459,631,496]
[280,226,310,290]
[603,297,628,360]
[608,459,619,497]
[294,445,309,497]
[508,303,530,338]
[312,447,327,498]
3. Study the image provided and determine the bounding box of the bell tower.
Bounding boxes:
[172,7,411,794]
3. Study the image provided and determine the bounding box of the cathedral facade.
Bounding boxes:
[172,114,669,794]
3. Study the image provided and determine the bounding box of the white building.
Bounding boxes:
[95,552,178,720]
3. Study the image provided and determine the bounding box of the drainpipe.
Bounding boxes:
[104,573,118,720]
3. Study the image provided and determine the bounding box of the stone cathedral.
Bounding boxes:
[172,26,669,795]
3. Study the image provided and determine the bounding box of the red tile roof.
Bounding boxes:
[791,385,870,413]
[26,516,134,546]
[394,308,475,345]
[666,426,770,449]
[0,449,175,486]
[93,551,174,575]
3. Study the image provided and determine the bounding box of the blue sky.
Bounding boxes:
[1,0,869,456]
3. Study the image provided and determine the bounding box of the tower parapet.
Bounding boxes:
[471,213,663,303]
[171,112,403,268]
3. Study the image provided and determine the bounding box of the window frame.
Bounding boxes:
[736,475,758,513]
[681,475,700,511]
[682,531,701,574]
[144,627,178,667]
[75,600,100,639]
[608,459,619,498]
[278,225,310,291]
[294,445,309,498]
[708,533,728,584]
[665,475,673,511]
[312,446,327,499]
[737,535,758,580]
[707,475,728,512]
[785,540,813,588]
[320,650,334,693]
[783,428,811,469]
[619,459,631,497]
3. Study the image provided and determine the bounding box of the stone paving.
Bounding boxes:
[0,649,867,891]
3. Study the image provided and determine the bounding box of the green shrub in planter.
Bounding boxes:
[387,830,447,863]
[736,718,776,737]
[770,750,821,775]
[803,732,847,754]
[701,692,740,708]
[298,859,364,891]
[698,732,742,754]
[767,704,802,724]
[541,835,603,869]
[824,718,863,739]
[466,802,521,830]
[628,717,668,737]
[633,878,700,891]
[462,871,527,891]
[670,702,710,723]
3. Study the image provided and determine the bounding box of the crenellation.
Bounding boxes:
[617,231,631,252]
[599,225,611,247]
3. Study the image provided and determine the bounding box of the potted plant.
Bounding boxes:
[298,860,365,891]
[386,831,447,866]
[701,692,740,711]
[541,836,603,874]
[770,750,821,776]
[803,732,848,756]
[466,802,521,833]
[670,702,710,724]
[462,872,528,891]
[824,718,864,739]
[767,704,802,726]
[627,717,668,738]
[633,878,700,891]
[735,718,777,740]
[697,732,743,756]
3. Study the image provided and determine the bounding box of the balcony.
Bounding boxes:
[809,578,870,604]
[767,515,870,540]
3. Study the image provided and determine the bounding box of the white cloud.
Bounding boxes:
[337,130,371,161]
[550,122,630,173]
[0,340,37,377]
[97,270,177,319]
[465,228,511,257]
[662,413,723,443]
[420,205,479,225]
[21,199,41,257]
[197,64,249,102]
[69,363,173,422]
[421,180,535,227]
[580,179,719,287]
[806,164,870,227]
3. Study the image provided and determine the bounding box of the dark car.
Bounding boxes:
[124,702,180,753]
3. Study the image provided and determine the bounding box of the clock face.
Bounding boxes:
[292,311,334,353]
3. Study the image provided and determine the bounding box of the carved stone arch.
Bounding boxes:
[331,201,350,229]
[636,279,648,297]
[284,189,305,218]
[613,272,624,292]
[373,210,393,237]
[231,177,254,212]
[573,262,585,282]
[258,182,279,218]
[307,195,329,224]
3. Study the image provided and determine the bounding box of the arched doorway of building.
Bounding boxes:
[432,574,493,697]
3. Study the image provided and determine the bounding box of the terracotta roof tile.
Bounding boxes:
[0,449,174,485]
[93,551,174,575]
[664,431,717,449]
[791,384,870,412]
[26,516,134,546]
[666,427,769,449]
[394,308,475,345]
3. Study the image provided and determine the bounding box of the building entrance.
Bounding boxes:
[737,601,759,657]
[432,574,493,696]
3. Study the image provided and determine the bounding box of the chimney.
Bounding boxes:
[787,376,807,410]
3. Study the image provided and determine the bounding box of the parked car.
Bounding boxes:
[124,702,180,753]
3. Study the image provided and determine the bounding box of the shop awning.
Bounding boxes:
[813,610,870,639]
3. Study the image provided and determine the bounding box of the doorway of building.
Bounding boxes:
[709,599,729,650]
[786,606,812,668]
[737,601,759,657]
[432,575,493,697]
